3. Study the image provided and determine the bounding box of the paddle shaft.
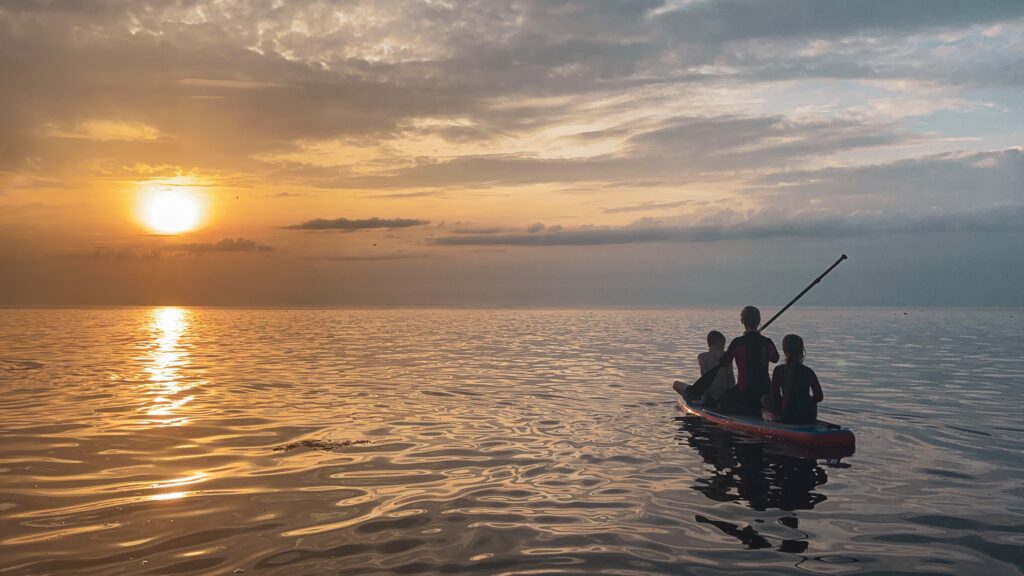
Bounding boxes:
[758,254,847,333]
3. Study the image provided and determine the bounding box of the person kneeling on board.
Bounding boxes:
[715,306,779,416]
[761,334,823,424]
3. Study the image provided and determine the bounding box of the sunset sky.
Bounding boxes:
[1,1,1022,306]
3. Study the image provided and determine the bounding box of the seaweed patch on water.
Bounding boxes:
[274,439,370,453]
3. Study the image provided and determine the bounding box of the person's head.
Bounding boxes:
[740,306,761,331]
[782,334,805,363]
[706,330,726,350]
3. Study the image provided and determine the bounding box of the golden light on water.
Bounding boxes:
[149,491,190,502]
[137,181,206,234]
[144,307,194,426]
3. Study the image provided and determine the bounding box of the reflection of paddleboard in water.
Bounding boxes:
[676,412,860,568]
[679,398,855,457]
[675,411,838,511]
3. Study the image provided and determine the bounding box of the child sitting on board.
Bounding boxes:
[761,334,823,424]
[696,330,735,406]
[673,330,735,406]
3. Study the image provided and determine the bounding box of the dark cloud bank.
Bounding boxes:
[284,217,430,231]
[166,237,273,253]
[69,237,273,260]
[435,206,1024,246]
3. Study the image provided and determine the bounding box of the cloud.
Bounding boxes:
[0,4,488,171]
[2,0,1016,177]
[656,0,1024,43]
[604,200,696,214]
[372,190,448,199]
[0,0,1019,201]
[319,114,914,189]
[434,205,1024,246]
[449,226,513,235]
[164,237,274,253]
[751,148,1024,212]
[303,251,429,261]
[60,237,273,259]
[284,217,430,231]
[41,119,161,142]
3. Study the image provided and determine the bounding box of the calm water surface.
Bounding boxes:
[1,308,1021,575]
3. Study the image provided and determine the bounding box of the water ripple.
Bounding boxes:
[0,307,1021,575]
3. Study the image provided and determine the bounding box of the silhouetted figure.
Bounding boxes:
[761,334,824,424]
[716,306,779,415]
[694,330,734,406]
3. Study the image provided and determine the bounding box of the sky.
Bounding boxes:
[1,0,1022,307]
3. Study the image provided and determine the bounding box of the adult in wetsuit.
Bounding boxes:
[717,306,779,416]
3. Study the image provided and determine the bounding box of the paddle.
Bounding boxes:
[676,254,848,401]
[758,254,847,332]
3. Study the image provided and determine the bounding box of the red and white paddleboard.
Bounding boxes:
[679,398,856,454]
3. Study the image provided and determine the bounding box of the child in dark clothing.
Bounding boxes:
[761,334,823,424]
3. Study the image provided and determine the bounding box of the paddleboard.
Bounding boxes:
[679,398,855,454]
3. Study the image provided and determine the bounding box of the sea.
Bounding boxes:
[0,307,1021,575]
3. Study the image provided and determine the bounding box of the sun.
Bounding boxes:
[139,187,204,234]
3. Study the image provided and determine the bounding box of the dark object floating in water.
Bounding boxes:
[0,359,44,371]
[274,439,370,452]
[679,398,855,457]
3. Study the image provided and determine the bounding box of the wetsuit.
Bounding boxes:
[717,332,779,415]
[763,363,823,424]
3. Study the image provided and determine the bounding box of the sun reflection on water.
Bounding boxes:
[143,307,195,426]
[1,309,1022,574]
[148,491,191,502]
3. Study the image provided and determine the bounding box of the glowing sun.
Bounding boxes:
[140,188,203,234]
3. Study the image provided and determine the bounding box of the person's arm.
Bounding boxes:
[718,339,737,367]
[698,353,709,375]
[771,365,783,404]
[808,368,824,403]
[767,338,780,363]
